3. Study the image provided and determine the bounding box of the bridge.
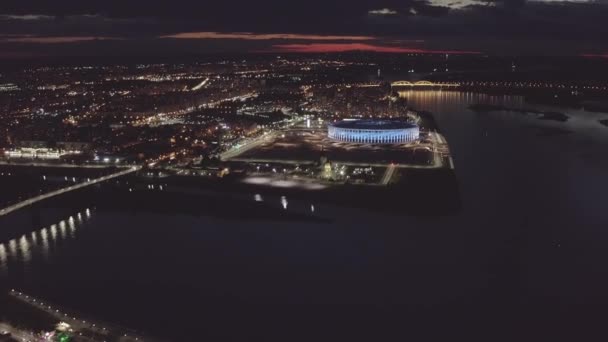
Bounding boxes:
[0,166,139,217]
[9,289,158,342]
[391,80,460,88]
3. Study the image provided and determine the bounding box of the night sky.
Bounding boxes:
[1,0,608,58]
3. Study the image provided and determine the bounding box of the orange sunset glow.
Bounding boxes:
[267,43,480,54]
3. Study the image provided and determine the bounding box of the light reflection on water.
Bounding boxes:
[50,224,57,242]
[68,217,76,239]
[0,208,92,273]
[8,239,17,256]
[0,244,7,271]
[398,90,526,109]
[40,227,49,260]
[59,220,67,240]
[19,235,31,264]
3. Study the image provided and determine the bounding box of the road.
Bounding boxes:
[220,118,305,161]
[8,290,157,342]
[0,160,117,168]
[229,157,442,169]
[137,92,258,127]
[380,163,397,185]
[220,132,279,160]
[191,77,209,91]
[428,131,452,169]
[0,166,139,217]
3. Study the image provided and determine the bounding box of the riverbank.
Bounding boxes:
[0,167,461,240]
[100,169,461,218]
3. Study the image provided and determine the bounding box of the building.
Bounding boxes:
[57,141,92,153]
[327,119,419,144]
[3,140,89,160]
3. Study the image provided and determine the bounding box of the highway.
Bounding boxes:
[0,166,139,217]
[191,77,209,91]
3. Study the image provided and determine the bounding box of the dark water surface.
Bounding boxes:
[2,91,608,341]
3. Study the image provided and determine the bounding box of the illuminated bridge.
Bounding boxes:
[391,80,460,88]
[0,166,140,217]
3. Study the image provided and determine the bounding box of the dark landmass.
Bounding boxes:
[468,104,569,122]
[133,169,461,217]
[538,111,569,122]
[600,119,608,127]
[95,185,331,223]
[524,93,582,108]
[526,125,573,136]
[582,101,608,113]
[413,110,441,132]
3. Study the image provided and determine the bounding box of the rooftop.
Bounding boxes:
[329,119,417,130]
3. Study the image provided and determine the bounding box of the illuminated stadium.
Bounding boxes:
[328,119,420,144]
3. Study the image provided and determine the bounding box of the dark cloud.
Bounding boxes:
[368,8,399,15]
[1,0,608,56]
[411,2,451,16]
[0,13,158,37]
